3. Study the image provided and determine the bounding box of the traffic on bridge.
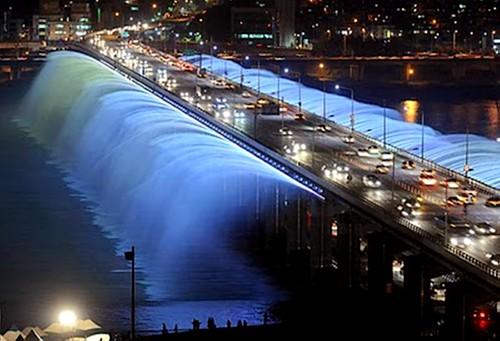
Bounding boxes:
[88,35,500,284]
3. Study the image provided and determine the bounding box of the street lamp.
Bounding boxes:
[58,310,77,327]
[335,84,355,132]
[420,110,425,161]
[278,67,289,129]
[240,55,250,88]
[124,246,136,341]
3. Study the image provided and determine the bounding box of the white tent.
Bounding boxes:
[2,331,24,341]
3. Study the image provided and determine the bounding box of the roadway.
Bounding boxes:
[87,37,500,281]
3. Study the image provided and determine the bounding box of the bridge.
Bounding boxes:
[71,38,499,338]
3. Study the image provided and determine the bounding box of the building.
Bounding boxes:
[275,0,295,47]
[33,0,92,42]
[230,6,275,46]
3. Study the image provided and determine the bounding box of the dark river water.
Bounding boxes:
[0,72,498,333]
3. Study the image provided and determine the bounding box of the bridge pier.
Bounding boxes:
[402,252,432,337]
[367,231,393,296]
[445,280,469,341]
[336,209,361,289]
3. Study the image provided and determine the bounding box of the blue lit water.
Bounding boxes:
[1,52,309,332]
[183,55,500,188]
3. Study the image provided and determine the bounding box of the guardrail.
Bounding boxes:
[74,42,500,285]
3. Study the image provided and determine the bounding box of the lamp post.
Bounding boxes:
[335,84,355,132]
[420,110,425,161]
[257,57,261,96]
[240,55,250,88]
[464,127,471,179]
[322,80,327,122]
[124,247,136,341]
[383,99,387,147]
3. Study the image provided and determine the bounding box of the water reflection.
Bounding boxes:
[401,99,420,123]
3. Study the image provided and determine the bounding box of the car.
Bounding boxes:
[279,127,293,136]
[316,124,331,133]
[357,148,370,157]
[283,141,306,155]
[375,164,390,174]
[256,97,270,106]
[225,83,236,90]
[486,253,500,267]
[322,162,350,178]
[447,196,464,206]
[420,169,436,177]
[399,205,414,217]
[419,174,437,186]
[449,234,474,249]
[367,145,380,155]
[485,196,500,208]
[402,160,416,170]
[212,79,225,87]
[381,151,394,161]
[243,102,256,110]
[441,178,460,189]
[343,150,357,157]
[342,135,355,144]
[241,91,252,98]
[294,113,305,121]
[401,197,421,209]
[471,222,496,235]
[456,189,477,204]
[434,216,471,231]
[363,174,382,188]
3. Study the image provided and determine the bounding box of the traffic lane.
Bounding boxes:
[122,43,500,233]
[100,41,500,262]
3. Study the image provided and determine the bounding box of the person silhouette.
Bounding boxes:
[174,324,178,333]
[226,320,232,328]
[192,319,201,331]
[207,317,216,330]
[161,323,168,335]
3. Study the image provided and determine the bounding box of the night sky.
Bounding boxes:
[1,0,41,19]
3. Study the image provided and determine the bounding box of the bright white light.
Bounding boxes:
[244,56,250,61]
[284,68,289,73]
[58,310,77,327]
[335,84,340,90]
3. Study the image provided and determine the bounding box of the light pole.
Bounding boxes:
[335,84,355,132]
[124,247,136,341]
[322,80,327,122]
[420,110,425,161]
[198,41,204,71]
[257,57,261,96]
[240,55,249,88]
[464,127,471,178]
[452,30,458,52]
[383,99,387,147]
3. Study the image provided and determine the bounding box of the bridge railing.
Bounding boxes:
[76,42,500,284]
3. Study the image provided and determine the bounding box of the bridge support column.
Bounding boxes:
[402,253,431,337]
[445,280,468,341]
[336,209,361,289]
[367,231,393,296]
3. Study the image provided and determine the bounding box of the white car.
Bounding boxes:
[449,234,474,249]
[279,127,293,136]
[381,151,394,161]
[357,148,370,157]
[368,145,380,155]
[316,124,332,133]
[342,135,355,144]
[363,174,382,188]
